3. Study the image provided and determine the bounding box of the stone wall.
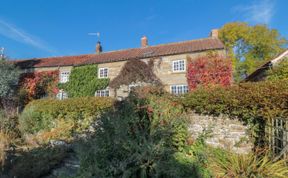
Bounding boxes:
[188,112,253,154]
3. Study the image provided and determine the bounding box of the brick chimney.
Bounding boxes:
[96,41,102,54]
[141,36,148,47]
[210,29,219,38]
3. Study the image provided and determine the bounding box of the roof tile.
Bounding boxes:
[14,38,224,68]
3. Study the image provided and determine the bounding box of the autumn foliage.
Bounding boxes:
[19,71,59,102]
[187,54,232,90]
[109,59,161,89]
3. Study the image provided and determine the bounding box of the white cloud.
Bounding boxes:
[0,19,55,53]
[233,0,275,25]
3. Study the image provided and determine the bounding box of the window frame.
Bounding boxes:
[172,59,186,72]
[170,85,189,95]
[59,71,70,83]
[95,89,110,97]
[98,67,109,78]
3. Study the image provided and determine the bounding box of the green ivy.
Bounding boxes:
[59,65,109,97]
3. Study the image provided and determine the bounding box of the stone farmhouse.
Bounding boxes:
[15,29,226,99]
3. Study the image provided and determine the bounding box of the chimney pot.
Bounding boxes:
[96,41,102,54]
[141,36,148,47]
[210,29,219,38]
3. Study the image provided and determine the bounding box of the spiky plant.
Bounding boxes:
[208,149,288,178]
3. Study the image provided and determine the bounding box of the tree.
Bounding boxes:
[0,60,20,98]
[0,60,20,111]
[219,22,287,82]
[109,59,161,89]
[267,58,288,81]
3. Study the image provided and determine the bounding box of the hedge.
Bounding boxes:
[19,97,114,134]
[182,79,288,122]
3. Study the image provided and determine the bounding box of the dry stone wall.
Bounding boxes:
[188,112,253,154]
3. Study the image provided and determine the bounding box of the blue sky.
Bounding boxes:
[0,0,287,59]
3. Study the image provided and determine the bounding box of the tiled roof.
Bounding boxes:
[14,54,95,69]
[14,38,225,69]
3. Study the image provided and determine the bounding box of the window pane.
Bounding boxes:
[60,71,70,83]
[99,68,108,78]
[171,85,188,95]
[173,60,185,72]
[95,89,109,97]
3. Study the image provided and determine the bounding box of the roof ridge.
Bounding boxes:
[15,37,220,61]
[87,37,218,54]
[147,37,216,48]
[14,53,95,61]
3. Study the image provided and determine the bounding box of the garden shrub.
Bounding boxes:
[30,118,75,144]
[19,97,114,136]
[75,89,209,178]
[0,110,20,138]
[183,79,288,121]
[208,149,288,178]
[59,65,110,97]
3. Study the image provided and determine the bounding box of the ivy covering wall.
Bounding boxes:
[187,53,232,90]
[59,65,109,97]
[19,70,59,104]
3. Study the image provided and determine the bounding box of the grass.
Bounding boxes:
[0,132,10,167]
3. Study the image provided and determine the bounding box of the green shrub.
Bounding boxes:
[19,97,114,135]
[0,110,20,139]
[75,89,208,178]
[183,79,288,120]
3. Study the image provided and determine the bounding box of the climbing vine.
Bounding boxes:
[19,70,59,103]
[59,65,109,97]
[109,59,161,89]
[187,53,232,90]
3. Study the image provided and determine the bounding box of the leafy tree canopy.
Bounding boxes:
[267,58,288,81]
[0,60,20,98]
[219,22,287,81]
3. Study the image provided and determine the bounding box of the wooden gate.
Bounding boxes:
[266,117,288,160]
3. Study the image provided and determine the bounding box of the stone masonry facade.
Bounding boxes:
[32,49,226,98]
[188,112,253,154]
[15,30,226,98]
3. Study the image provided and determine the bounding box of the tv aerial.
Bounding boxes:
[88,32,101,41]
